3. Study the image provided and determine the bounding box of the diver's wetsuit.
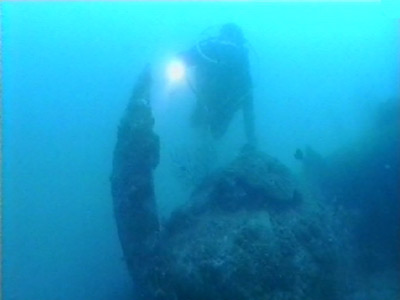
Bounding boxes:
[180,37,255,144]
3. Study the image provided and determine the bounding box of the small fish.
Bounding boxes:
[294,148,304,161]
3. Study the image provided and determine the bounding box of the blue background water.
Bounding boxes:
[2,2,399,300]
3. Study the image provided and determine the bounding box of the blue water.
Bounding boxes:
[2,2,399,300]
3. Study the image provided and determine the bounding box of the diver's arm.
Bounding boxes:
[243,91,256,147]
[179,38,217,67]
[178,46,200,67]
[241,49,256,147]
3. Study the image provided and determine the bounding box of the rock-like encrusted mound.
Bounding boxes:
[150,151,342,300]
[202,150,302,210]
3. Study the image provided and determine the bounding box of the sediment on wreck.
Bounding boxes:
[110,66,160,298]
[160,151,344,300]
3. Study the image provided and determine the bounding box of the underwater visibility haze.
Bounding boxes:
[2,2,399,300]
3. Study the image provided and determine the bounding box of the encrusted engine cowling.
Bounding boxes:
[154,151,339,300]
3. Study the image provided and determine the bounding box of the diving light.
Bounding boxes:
[166,59,186,83]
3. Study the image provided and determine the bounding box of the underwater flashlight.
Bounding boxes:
[166,59,186,83]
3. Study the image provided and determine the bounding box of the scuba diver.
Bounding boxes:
[179,23,256,147]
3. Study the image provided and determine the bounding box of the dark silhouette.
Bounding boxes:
[180,23,256,146]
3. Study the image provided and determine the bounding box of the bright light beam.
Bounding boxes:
[166,59,186,83]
